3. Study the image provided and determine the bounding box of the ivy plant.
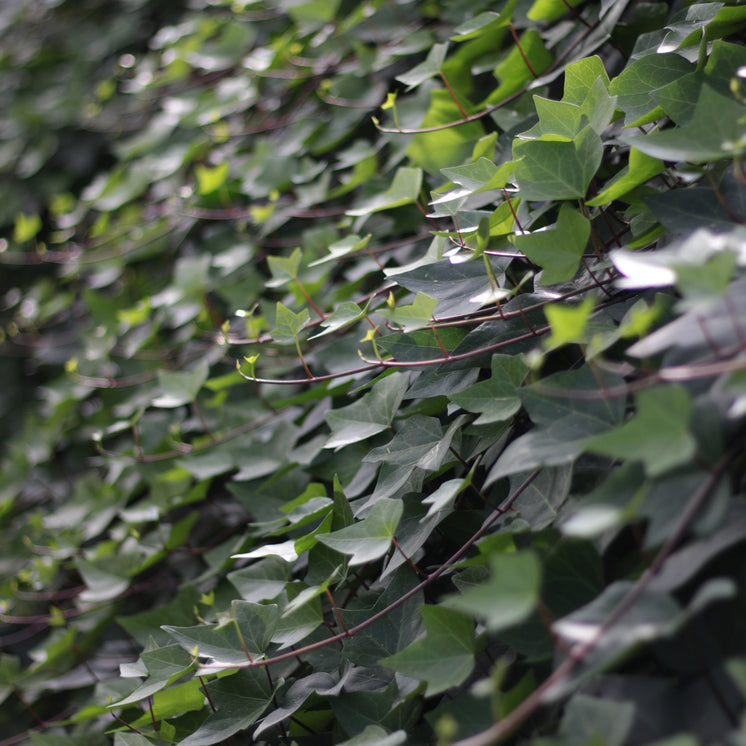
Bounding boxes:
[2,1,746,745]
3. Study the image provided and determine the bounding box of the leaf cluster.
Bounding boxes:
[2,1,746,745]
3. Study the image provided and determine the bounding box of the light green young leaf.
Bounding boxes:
[13,212,42,242]
[195,162,229,195]
[446,550,542,631]
[347,167,423,216]
[378,292,437,332]
[153,359,210,408]
[316,497,403,565]
[324,373,408,449]
[585,384,697,477]
[510,203,590,284]
[271,301,310,344]
[380,605,476,695]
[528,0,585,23]
[544,297,596,349]
[562,56,611,105]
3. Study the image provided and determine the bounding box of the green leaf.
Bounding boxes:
[378,292,437,332]
[449,354,527,425]
[586,148,664,206]
[347,167,423,216]
[511,204,590,285]
[446,550,542,631]
[310,301,368,338]
[178,669,274,746]
[271,301,311,344]
[527,0,585,23]
[486,29,553,105]
[396,43,449,90]
[324,373,408,449]
[228,556,292,603]
[13,212,42,242]
[316,497,403,565]
[112,643,195,706]
[619,85,746,162]
[513,126,602,201]
[609,53,694,126]
[153,359,210,408]
[562,55,611,106]
[267,246,303,287]
[380,605,476,695]
[585,385,697,477]
[195,162,229,195]
[544,297,596,348]
[310,233,372,266]
[559,694,635,746]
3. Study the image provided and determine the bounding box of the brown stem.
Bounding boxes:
[296,278,326,319]
[509,23,538,78]
[503,188,525,234]
[439,71,469,118]
[392,536,429,579]
[325,588,351,636]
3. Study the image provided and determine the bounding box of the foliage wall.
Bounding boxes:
[3,0,746,744]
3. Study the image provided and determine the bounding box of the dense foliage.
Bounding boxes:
[3,0,746,744]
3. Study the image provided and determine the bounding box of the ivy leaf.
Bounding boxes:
[153,359,209,408]
[620,85,746,163]
[179,668,275,746]
[310,301,369,338]
[513,126,602,201]
[528,0,585,23]
[585,385,697,477]
[316,498,404,565]
[449,354,527,425]
[658,2,723,53]
[446,550,542,631]
[195,162,229,195]
[324,373,408,449]
[271,301,310,344]
[544,297,596,349]
[380,605,476,695]
[228,556,292,603]
[511,204,590,285]
[609,53,693,126]
[586,149,664,206]
[112,644,195,707]
[347,167,423,216]
[232,600,280,657]
[562,56,611,106]
[267,246,303,287]
[377,292,438,332]
[310,233,371,266]
[396,42,448,90]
